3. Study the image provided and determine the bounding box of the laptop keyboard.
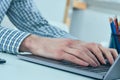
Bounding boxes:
[60,60,110,73]
[22,54,110,73]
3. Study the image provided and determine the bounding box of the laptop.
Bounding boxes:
[17,53,120,80]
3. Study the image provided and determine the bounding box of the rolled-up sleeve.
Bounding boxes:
[6,0,77,39]
[0,26,30,54]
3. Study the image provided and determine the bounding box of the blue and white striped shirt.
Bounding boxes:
[0,0,76,54]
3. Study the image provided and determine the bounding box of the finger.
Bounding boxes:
[99,46,114,65]
[62,53,89,66]
[74,47,100,66]
[109,48,118,60]
[64,47,98,67]
[69,44,100,66]
[87,44,106,64]
[85,50,100,66]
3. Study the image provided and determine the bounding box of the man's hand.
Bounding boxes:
[20,35,118,67]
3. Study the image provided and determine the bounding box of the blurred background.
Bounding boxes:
[2,0,120,47]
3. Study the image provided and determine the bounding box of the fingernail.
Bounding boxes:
[103,59,106,64]
[92,63,98,67]
[97,62,100,66]
[84,63,89,66]
[104,61,106,64]
[111,60,114,65]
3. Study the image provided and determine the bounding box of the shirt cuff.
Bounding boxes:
[0,27,30,54]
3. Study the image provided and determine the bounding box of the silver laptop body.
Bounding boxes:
[17,53,120,80]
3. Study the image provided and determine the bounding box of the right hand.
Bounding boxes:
[20,35,118,67]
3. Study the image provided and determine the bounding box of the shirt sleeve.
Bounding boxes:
[6,0,77,39]
[0,26,30,54]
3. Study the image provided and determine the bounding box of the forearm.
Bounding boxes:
[0,26,30,54]
[7,0,77,40]
[28,24,78,39]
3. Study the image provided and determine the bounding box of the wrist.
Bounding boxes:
[19,34,36,52]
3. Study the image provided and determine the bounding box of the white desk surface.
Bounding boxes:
[0,52,94,80]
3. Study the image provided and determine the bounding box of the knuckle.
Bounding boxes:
[83,48,89,53]
[78,51,87,57]
[64,39,73,46]
[89,42,97,47]
[74,49,86,56]
[98,43,102,47]
[109,55,113,58]
[114,49,118,53]
[110,48,117,52]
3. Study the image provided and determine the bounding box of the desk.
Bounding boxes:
[0,52,94,80]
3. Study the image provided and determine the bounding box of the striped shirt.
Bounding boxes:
[0,0,76,54]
